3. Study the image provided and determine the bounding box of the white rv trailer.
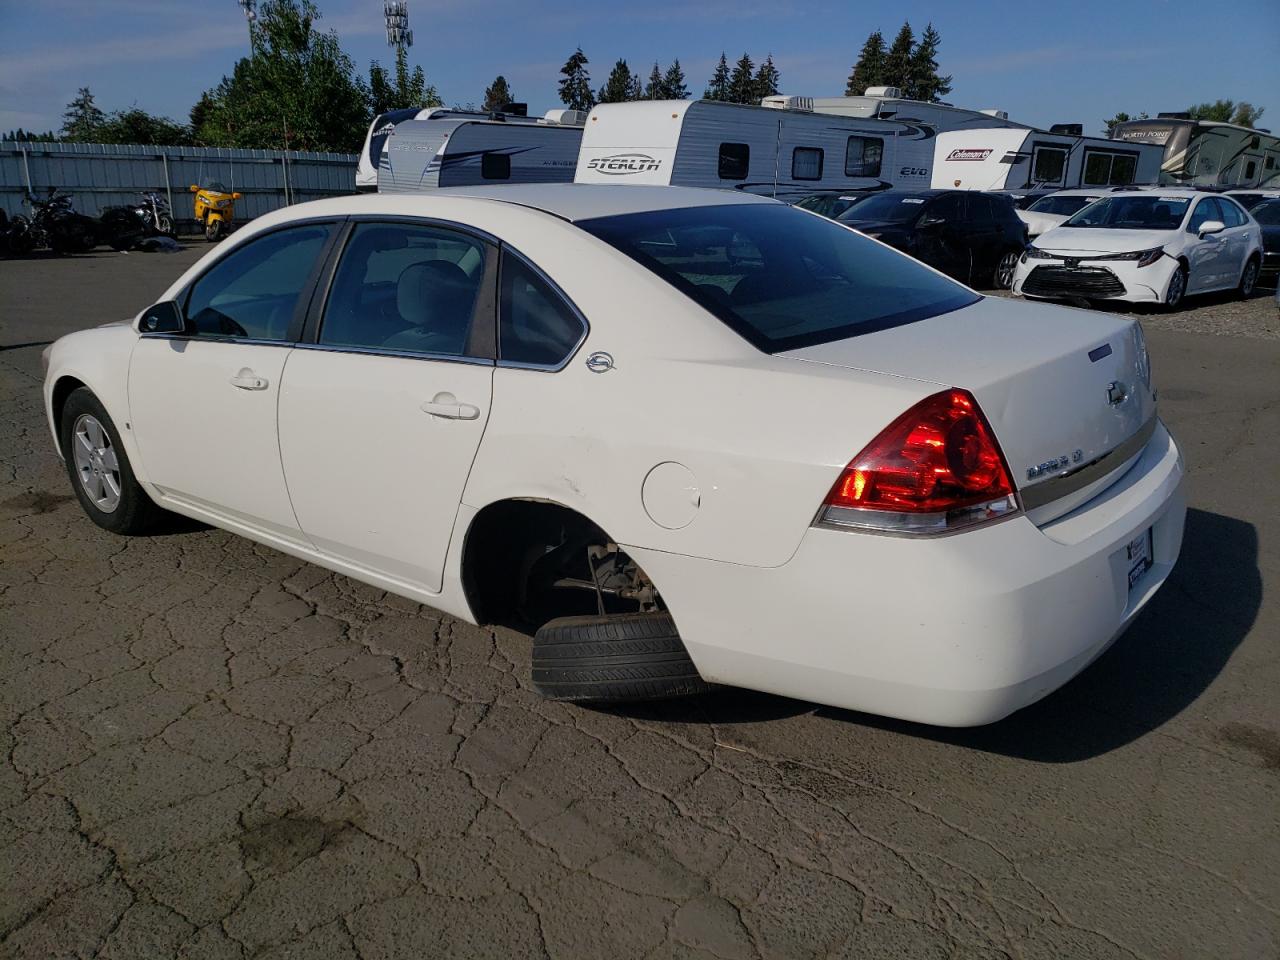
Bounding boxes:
[368,108,586,194]
[357,107,438,191]
[1110,116,1280,188]
[808,86,1030,133]
[574,98,939,199]
[932,128,1163,192]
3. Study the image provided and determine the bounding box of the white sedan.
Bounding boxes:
[1016,188,1105,239]
[1012,189,1262,308]
[42,185,1186,727]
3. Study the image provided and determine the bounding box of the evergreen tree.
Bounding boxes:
[645,62,665,99]
[908,23,951,102]
[663,59,689,100]
[883,22,915,93]
[60,87,105,141]
[598,59,637,104]
[482,75,514,113]
[629,73,644,101]
[558,47,595,111]
[728,53,756,104]
[1231,102,1264,127]
[704,53,731,101]
[753,54,781,101]
[845,31,886,95]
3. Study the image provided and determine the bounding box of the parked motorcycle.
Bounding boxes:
[99,190,176,251]
[24,188,99,255]
[190,181,241,242]
[137,190,174,237]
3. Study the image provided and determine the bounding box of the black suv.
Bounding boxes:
[838,189,1029,288]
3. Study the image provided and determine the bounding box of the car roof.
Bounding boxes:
[274,184,779,225]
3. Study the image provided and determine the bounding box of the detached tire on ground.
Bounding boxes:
[532,612,712,702]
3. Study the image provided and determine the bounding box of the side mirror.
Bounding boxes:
[232,192,242,199]
[1198,220,1225,237]
[138,301,185,335]
[189,184,200,193]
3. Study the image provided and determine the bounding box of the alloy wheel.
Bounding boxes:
[995,252,1018,290]
[72,414,121,513]
[1165,270,1185,307]
[1241,261,1258,297]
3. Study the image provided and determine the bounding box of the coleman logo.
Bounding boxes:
[587,153,662,175]
[946,148,991,161]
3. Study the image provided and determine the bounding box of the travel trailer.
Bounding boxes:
[932,128,1163,192]
[574,98,942,199]
[809,86,1030,133]
[1110,115,1280,188]
[365,108,586,193]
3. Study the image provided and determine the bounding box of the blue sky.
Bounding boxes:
[1,0,1277,138]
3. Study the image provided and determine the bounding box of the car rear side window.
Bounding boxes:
[579,203,978,354]
[792,147,824,181]
[184,224,331,341]
[319,221,489,357]
[498,251,585,368]
[718,143,749,180]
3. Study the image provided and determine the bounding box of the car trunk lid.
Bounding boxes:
[780,296,1156,524]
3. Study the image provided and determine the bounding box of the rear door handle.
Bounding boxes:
[230,369,269,390]
[421,392,480,420]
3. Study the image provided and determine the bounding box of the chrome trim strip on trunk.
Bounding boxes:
[1018,416,1157,511]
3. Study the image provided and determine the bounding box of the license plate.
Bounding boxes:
[1127,528,1153,589]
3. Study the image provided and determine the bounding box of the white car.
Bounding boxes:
[42,185,1187,727]
[1013,189,1262,308]
[1016,188,1106,239]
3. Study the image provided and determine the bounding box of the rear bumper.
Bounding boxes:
[632,420,1186,727]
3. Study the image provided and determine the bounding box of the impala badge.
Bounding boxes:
[585,351,614,373]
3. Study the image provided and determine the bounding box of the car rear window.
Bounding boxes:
[578,203,979,353]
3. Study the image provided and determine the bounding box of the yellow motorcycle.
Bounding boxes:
[189,181,241,242]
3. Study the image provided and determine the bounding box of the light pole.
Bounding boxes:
[238,0,256,51]
[384,2,413,103]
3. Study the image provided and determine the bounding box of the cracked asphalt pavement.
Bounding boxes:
[1,248,1278,959]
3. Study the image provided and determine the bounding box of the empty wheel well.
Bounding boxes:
[50,376,87,455]
[461,500,661,630]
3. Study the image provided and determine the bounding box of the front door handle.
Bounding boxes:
[230,368,268,390]
[421,392,480,420]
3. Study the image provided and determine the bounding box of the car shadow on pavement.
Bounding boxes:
[604,508,1260,763]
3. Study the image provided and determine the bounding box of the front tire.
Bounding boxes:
[532,612,712,702]
[205,219,223,242]
[1163,265,1188,310]
[1238,257,1259,299]
[60,388,168,535]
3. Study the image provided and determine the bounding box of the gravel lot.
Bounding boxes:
[1,246,1277,959]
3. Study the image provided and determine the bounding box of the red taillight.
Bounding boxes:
[820,389,1018,534]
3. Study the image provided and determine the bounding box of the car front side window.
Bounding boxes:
[183,225,332,341]
[318,221,490,358]
[1186,198,1221,234]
